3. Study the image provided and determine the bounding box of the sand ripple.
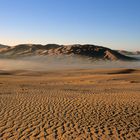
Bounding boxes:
[0,69,140,140]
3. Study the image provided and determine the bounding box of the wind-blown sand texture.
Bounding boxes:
[0,69,140,140]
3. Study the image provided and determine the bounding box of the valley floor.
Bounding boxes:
[0,68,140,140]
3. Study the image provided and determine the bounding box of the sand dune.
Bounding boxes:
[0,69,140,139]
[107,69,138,74]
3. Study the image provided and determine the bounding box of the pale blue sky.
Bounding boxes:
[0,0,140,50]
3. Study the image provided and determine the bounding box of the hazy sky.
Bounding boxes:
[0,0,140,51]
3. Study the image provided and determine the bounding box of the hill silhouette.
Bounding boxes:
[0,44,137,60]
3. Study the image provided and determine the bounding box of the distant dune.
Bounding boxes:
[117,50,140,55]
[0,44,137,61]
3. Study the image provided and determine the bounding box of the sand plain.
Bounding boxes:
[0,68,140,140]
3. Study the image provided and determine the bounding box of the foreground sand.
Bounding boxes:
[0,68,140,140]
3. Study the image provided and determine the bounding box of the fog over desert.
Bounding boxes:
[0,44,140,139]
[0,55,140,71]
[0,0,140,139]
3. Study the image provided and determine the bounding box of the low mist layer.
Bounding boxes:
[0,55,140,71]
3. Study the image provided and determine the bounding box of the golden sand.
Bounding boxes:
[0,69,140,140]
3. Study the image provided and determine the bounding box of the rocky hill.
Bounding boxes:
[0,44,9,48]
[0,44,137,60]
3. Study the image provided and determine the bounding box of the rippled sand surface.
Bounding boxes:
[0,69,140,140]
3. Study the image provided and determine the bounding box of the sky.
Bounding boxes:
[0,0,140,51]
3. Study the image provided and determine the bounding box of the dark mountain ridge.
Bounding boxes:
[0,44,137,61]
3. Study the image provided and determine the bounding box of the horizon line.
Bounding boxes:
[0,43,139,51]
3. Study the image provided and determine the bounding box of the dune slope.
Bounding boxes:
[0,69,140,139]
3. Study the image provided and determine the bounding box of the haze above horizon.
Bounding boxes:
[0,0,140,51]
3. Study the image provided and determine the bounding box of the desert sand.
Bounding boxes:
[0,68,140,140]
